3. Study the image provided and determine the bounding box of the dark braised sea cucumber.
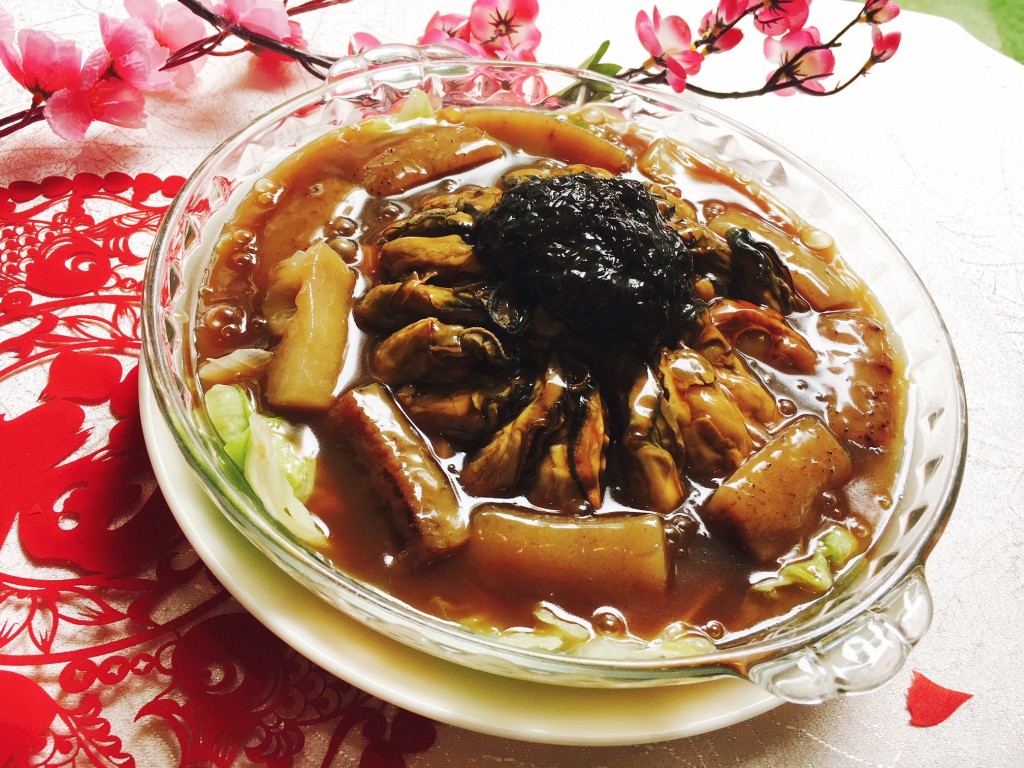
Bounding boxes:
[474,174,703,352]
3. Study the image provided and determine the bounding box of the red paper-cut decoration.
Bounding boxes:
[0,357,180,578]
[0,671,59,766]
[23,228,116,297]
[0,174,437,766]
[41,349,124,404]
[907,670,973,726]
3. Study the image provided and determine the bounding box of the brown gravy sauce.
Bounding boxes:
[196,110,906,644]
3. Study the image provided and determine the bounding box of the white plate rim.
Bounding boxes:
[140,369,781,746]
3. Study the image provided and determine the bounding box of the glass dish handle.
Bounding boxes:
[748,566,933,704]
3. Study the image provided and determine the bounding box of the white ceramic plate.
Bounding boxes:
[140,371,780,746]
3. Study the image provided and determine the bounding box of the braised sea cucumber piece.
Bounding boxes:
[474,173,704,353]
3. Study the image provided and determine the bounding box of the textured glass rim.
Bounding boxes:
[141,53,967,683]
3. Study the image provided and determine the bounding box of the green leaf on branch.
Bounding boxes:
[558,40,624,102]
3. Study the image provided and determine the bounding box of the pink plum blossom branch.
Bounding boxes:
[169,0,340,78]
[1,0,902,143]
[0,0,350,141]
[599,0,902,100]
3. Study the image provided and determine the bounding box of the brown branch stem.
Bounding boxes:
[627,2,875,99]
[0,105,45,139]
[173,0,335,76]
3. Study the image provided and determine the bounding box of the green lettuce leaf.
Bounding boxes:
[204,384,324,545]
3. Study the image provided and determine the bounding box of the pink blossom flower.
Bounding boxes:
[663,52,704,91]
[211,0,306,64]
[420,28,490,58]
[0,17,146,139]
[701,0,755,31]
[45,79,146,141]
[213,0,291,42]
[41,52,145,140]
[698,0,753,53]
[254,19,307,62]
[490,24,541,61]
[282,20,306,50]
[1,10,14,45]
[636,8,688,60]
[869,25,901,63]
[0,28,83,99]
[764,26,835,95]
[127,0,206,51]
[85,80,146,130]
[419,12,471,44]
[97,13,174,91]
[636,8,704,90]
[864,0,900,25]
[347,31,381,56]
[468,0,540,56]
[721,0,756,23]
[754,0,810,37]
[125,0,208,87]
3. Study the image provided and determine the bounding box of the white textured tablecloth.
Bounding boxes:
[3,1,1023,765]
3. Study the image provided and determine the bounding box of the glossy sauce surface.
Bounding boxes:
[196,109,905,644]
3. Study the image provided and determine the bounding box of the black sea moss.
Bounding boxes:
[474,174,702,352]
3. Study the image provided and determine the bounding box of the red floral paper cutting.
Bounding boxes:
[0,174,436,767]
